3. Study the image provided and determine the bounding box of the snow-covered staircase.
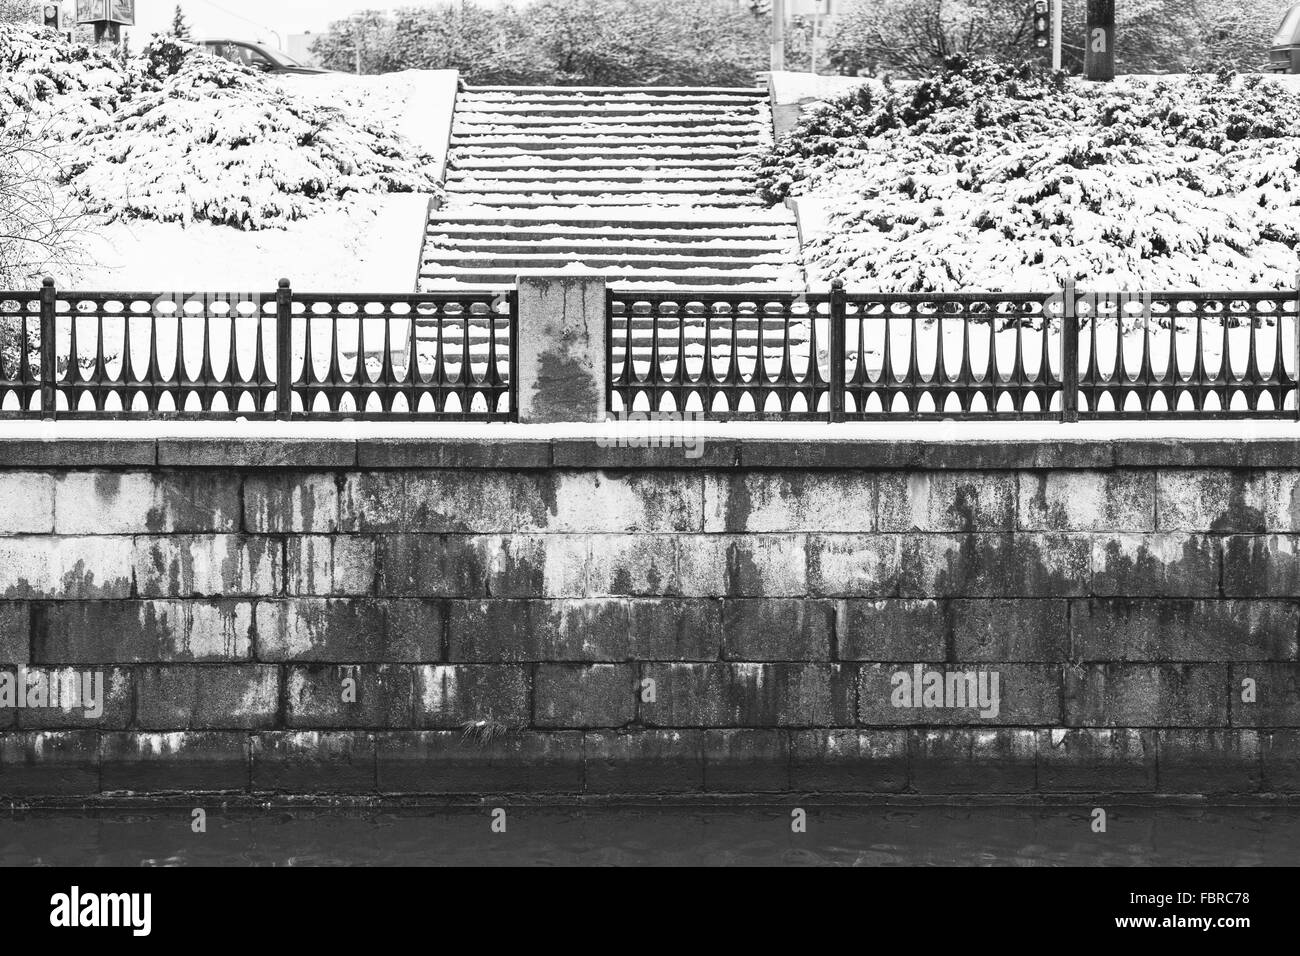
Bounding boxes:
[420,85,801,290]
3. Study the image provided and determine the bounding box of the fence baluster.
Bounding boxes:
[276,278,292,421]
[1061,281,1079,423]
[39,277,56,420]
[829,279,846,423]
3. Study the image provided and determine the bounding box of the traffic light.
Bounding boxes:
[1033,0,1051,50]
[42,4,61,30]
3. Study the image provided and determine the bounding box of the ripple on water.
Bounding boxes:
[0,804,1297,866]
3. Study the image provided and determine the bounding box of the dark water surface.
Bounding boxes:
[2,804,1297,866]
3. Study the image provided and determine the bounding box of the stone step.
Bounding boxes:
[420,267,791,286]
[440,195,765,209]
[454,119,764,132]
[444,180,756,195]
[454,113,760,127]
[426,233,797,249]
[422,251,792,270]
[462,85,766,96]
[428,221,790,234]
[426,213,795,229]
[448,141,762,155]
[424,239,793,256]
[456,102,764,116]
[451,157,748,170]
[447,168,752,182]
[450,147,754,161]
[452,134,764,147]
[455,99,766,112]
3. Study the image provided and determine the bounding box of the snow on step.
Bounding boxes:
[444,181,758,195]
[454,112,760,124]
[421,84,799,291]
[452,158,748,170]
[447,167,752,181]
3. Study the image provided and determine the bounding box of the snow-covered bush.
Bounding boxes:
[65,39,441,229]
[758,57,1300,291]
[0,26,442,232]
[0,25,129,135]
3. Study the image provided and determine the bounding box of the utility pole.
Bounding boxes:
[1052,0,1063,71]
[1085,0,1116,81]
[810,6,819,76]
[771,0,786,73]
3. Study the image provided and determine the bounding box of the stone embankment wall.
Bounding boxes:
[0,436,1296,798]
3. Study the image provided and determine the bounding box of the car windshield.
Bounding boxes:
[1275,6,1300,44]
[206,42,306,69]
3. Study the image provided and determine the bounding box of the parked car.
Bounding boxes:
[1266,4,1300,73]
[200,39,330,75]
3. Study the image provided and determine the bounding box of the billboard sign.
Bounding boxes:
[787,0,833,14]
[76,0,135,25]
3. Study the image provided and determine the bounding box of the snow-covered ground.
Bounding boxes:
[66,70,459,293]
[70,193,432,292]
[767,70,882,109]
[1,27,459,294]
[277,69,459,180]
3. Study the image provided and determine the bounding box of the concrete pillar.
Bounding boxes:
[515,274,607,424]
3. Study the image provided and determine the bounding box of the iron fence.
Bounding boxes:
[608,283,1300,422]
[0,280,516,420]
[3,279,1295,423]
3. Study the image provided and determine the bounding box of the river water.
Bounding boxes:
[2,803,1297,866]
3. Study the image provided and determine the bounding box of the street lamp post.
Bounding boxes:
[771,0,786,73]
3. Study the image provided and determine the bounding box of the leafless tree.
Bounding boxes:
[828,0,1034,77]
[0,120,84,288]
[0,119,86,381]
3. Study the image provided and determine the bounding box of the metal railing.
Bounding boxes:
[0,280,516,420]
[4,278,1295,424]
[608,283,1300,422]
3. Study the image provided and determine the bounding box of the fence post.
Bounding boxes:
[515,273,607,423]
[1060,279,1079,423]
[39,277,56,420]
[829,278,846,423]
[276,278,292,421]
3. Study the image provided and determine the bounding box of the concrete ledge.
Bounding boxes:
[551,439,740,469]
[158,439,358,469]
[0,439,157,468]
[2,433,1300,470]
[358,439,551,469]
